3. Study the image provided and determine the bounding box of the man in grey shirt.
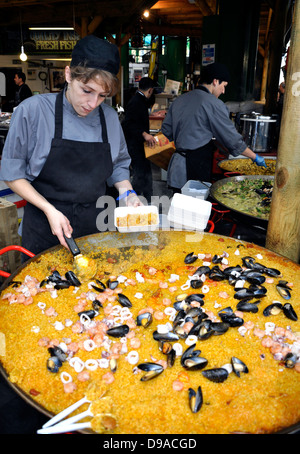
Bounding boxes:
[162,62,266,191]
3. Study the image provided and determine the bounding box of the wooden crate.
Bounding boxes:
[0,198,21,275]
[144,133,176,171]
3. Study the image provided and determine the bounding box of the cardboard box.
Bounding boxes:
[0,198,21,276]
[144,133,176,171]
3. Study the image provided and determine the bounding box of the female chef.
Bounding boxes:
[0,35,141,256]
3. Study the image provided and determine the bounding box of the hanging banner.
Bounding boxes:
[29,30,80,53]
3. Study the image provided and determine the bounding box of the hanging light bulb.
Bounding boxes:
[20,45,27,61]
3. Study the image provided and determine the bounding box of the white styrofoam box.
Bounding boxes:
[181,180,211,199]
[167,193,212,231]
[114,205,159,233]
[0,181,25,220]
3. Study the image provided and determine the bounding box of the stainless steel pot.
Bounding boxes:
[240,113,277,152]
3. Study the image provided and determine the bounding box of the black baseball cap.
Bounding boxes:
[200,62,231,83]
[71,35,120,75]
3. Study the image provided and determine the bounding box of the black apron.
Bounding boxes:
[179,85,216,183]
[22,89,113,256]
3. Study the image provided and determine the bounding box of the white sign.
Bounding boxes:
[202,44,215,66]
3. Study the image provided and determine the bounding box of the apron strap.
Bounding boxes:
[54,89,108,143]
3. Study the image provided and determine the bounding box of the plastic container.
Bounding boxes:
[114,205,159,233]
[167,193,212,231]
[181,180,211,199]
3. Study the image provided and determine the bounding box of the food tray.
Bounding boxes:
[114,205,159,232]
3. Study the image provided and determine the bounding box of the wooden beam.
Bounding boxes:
[265,0,300,262]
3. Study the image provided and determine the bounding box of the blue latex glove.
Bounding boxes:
[253,154,267,167]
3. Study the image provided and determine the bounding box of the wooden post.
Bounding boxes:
[266,0,300,263]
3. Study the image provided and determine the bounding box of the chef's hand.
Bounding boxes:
[44,205,73,248]
[253,154,267,167]
[143,132,156,148]
[126,191,144,207]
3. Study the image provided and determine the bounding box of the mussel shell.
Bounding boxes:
[264,267,281,277]
[184,252,198,264]
[183,356,208,370]
[276,285,291,300]
[263,302,283,316]
[190,279,203,289]
[249,284,267,297]
[208,266,226,281]
[118,293,132,307]
[283,303,298,321]
[202,367,228,383]
[106,279,119,290]
[218,306,234,317]
[211,322,230,335]
[185,293,205,305]
[284,352,297,368]
[47,270,62,283]
[194,266,211,276]
[234,288,255,300]
[54,281,71,290]
[136,311,153,328]
[231,357,249,377]
[185,306,203,319]
[47,356,62,373]
[159,341,173,355]
[167,348,176,367]
[92,300,103,311]
[188,387,203,413]
[236,301,259,313]
[198,320,214,339]
[106,324,129,337]
[65,270,81,287]
[219,314,244,327]
[78,309,98,319]
[212,254,223,264]
[137,362,164,372]
[48,346,67,363]
[138,362,164,381]
[153,330,179,342]
[245,271,265,285]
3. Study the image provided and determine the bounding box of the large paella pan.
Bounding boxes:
[0,230,299,434]
[218,157,277,176]
[210,175,274,229]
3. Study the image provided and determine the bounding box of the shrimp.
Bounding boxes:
[172,380,184,392]
[77,371,90,382]
[102,372,115,385]
[130,337,141,349]
[63,382,77,393]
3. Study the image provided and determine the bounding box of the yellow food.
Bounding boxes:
[0,231,299,434]
[219,158,276,175]
[116,212,158,227]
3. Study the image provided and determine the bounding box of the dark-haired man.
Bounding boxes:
[14,72,32,106]
[162,62,266,192]
[122,77,156,203]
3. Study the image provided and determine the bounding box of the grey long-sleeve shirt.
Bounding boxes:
[0,91,130,187]
[161,86,248,188]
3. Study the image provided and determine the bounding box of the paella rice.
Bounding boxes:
[219,158,276,175]
[0,231,299,434]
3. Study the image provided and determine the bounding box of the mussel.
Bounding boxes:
[276,283,291,300]
[283,353,297,369]
[283,303,298,321]
[263,302,283,317]
[106,279,119,290]
[234,288,255,300]
[194,266,211,276]
[202,367,228,383]
[54,281,71,290]
[65,270,81,287]
[188,386,203,413]
[48,345,67,363]
[118,293,132,308]
[198,319,215,339]
[47,356,62,373]
[180,343,200,367]
[185,293,205,306]
[190,279,203,289]
[106,324,129,337]
[236,301,259,313]
[78,309,98,320]
[218,307,244,327]
[208,266,226,281]
[210,321,230,335]
[184,252,198,264]
[153,330,179,342]
[138,362,164,381]
[245,271,265,285]
[231,357,249,377]
[167,348,176,367]
[183,356,208,370]
[136,311,153,328]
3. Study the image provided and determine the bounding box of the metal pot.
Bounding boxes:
[240,113,277,152]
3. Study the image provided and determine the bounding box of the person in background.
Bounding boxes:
[1,35,141,257]
[122,77,156,203]
[14,71,32,106]
[162,62,267,193]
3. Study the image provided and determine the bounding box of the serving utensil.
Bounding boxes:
[63,234,98,280]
